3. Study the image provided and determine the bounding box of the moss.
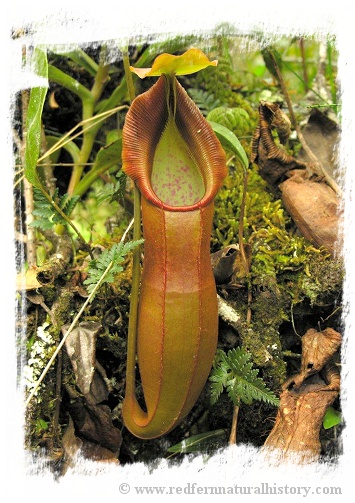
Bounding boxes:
[236,283,288,387]
[212,157,342,391]
[213,163,331,284]
[50,287,75,333]
[242,324,286,387]
[295,253,344,307]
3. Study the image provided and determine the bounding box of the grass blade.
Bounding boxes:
[167,429,226,454]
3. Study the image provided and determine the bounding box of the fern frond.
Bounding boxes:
[187,88,221,116]
[30,187,79,231]
[83,239,144,294]
[210,347,279,407]
[96,171,127,205]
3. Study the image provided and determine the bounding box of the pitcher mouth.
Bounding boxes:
[150,115,206,209]
[122,74,227,212]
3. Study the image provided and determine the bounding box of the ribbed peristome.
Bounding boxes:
[122,74,227,210]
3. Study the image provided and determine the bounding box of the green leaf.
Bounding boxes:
[95,139,122,169]
[46,135,81,164]
[61,49,99,77]
[24,46,48,189]
[323,406,342,430]
[207,107,250,135]
[35,418,49,434]
[208,121,249,171]
[167,429,226,454]
[130,48,218,78]
[96,171,127,205]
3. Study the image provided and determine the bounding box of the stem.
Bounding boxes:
[39,106,126,163]
[67,99,95,195]
[238,164,252,327]
[122,49,142,400]
[238,167,249,275]
[229,404,239,444]
[48,65,93,102]
[299,38,309,93]
[49,50,111,196]
[39,187,93,259]
[48,64,96,195]
[52,347,62,438]
[91,48,110,103]
[40,125,56,196]
[326,40,337,105]
[72,157,118,197]
[230,165,252,444]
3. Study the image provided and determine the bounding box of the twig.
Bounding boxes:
[36,232,73,285]
[290,303,301,338]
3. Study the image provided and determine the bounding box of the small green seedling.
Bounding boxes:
[323,406,342,430]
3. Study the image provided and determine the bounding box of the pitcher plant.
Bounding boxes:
[122,49,227,439]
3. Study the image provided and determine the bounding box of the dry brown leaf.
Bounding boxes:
[251,101,307,189]
[280,172,342,255]
[63,321,102,395]
[284,327,341,390]
[211,244,251,286]
[16,267,42,291]
[298,108,340,180]
[264,363,340,464]
[264,326,341,463]
[67,397,122,454]
[61,416,119,474]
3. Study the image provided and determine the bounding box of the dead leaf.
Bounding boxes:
[211,244,251,285]
[16,267,42,291]
[284,327,341,390]
[299,327,341,380]
[280,172,342,255]
[62,416,83,469]
[298,108,340,180]
[264,326,341,464]
[86,370,110,405]
[251,101,307,189]
[67,397,122,454]
[264,365,340,463]
[63,321,102,395]
[61,416,119,474]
